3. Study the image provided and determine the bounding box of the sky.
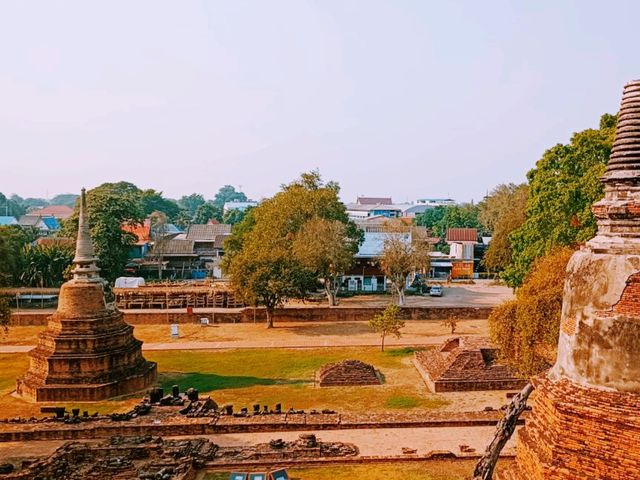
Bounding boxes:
[0,1,639,204]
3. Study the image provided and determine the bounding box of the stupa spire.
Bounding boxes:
[72,188,101,281]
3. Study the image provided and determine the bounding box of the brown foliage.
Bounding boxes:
[489,246,574,377]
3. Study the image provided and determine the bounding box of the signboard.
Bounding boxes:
[170,324,179,338]
[451,261,474,279]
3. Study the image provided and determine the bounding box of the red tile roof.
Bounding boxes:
[122,220,152,245]
[446,228,478,243]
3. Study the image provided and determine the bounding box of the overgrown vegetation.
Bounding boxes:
[369,304,405,351]
[489,247,574,377]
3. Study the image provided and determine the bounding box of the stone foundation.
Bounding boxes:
[498,376,640,480]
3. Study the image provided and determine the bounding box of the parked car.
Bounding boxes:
[429,285,443,297]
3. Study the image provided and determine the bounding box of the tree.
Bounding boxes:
[478,184,529,272]
[62,183,145,283]
[489,247,574,377]
[20,243,74,288]
[504,114,616,287]
[0,297,10,333]
[213,185,248,209]
[0,226,32,286]
[0,192,26,218]
[222,171,361,327]
[177,194,205,216]
[379,223,430,306]
[223,208,248,225]
[149,211,169,279]
[49,193,79,207]
[369,303,404,351]
[192,202,222,224]
[441,316,458,334]
[292,217,358,306]
[415,203,483,238]
[140,189,181,219]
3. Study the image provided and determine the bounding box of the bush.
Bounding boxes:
[489,247,574,377]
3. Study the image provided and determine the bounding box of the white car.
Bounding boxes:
[429,285,443,297]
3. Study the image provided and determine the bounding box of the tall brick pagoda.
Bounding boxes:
[16,189,157,402]
[500,80,640,479]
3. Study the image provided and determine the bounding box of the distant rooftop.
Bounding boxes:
[356,196,392,205]
[446,228,478,243]
[0,216,18,226]
[29,205,74,219]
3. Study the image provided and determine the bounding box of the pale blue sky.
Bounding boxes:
[0,1,638,203]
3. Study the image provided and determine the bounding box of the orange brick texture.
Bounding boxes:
[498,377,640,480]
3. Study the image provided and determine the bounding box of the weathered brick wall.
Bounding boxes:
[11,306,493,326]
[499,377,640,480]
[611,272,640,316]
[316,360,382,387]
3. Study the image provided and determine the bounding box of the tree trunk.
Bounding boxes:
[396,286,406,306]
[325,280,338,307]
[473,382,535,480]
[381,333,385,352]
[265,308,274,329]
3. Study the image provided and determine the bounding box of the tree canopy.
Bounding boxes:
[213,185,248,208]
[503,114,616,287]
[415,203,483,238]
[222,171,361,326]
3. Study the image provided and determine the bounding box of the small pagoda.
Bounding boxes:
[16,189,157,402]
[499,80,640,478]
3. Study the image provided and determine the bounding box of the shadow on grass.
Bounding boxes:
[158,372,307,392]
[384,347,427,357]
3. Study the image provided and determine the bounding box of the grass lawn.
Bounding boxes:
[0,347,448,418]
[201,460,487,480]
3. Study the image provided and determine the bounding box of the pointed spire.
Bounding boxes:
[72,188,101,281]
[604,79,640,180]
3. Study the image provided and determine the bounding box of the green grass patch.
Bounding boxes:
[385,394,423,409]
[383,346,424,357]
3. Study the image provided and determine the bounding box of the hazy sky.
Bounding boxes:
[0,1,638,203]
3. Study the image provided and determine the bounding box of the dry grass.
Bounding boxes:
[0,347,450,418]
[201,460,494,480]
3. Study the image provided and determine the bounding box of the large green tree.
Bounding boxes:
[62,182,145,282]
[21,243,74,288]
[292,217,359,306]
[177,194,206,216]
[193,202,223,224]
[503,114,616,287]
[415,203,483,238]
[213,185,248,209]
[0,193,26,218]
[140,189,181,219]
[0,226,33,286]
[222,171,361,327]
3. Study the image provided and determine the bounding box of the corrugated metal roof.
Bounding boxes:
[153,239,196,256]
[186,224,232,241]
[446,228,478,243]
[0,216,18,226]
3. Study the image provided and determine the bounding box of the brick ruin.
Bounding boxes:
[15,189,157,402]
[1,433,357,479]
[499,80,640,479]
[413,337,526,393]
[315,359,382,387]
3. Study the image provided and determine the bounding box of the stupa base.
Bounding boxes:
[16,362,157,402]
[498,376,640,480]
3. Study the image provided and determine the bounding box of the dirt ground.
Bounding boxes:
[0,319,489,351]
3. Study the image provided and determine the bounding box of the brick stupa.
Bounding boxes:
[500,80,640,479]
[16,189,157,402]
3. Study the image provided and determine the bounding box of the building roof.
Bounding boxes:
[122,220,152,246]
[213,234,229,249]
[41,216,60,230]
[356,197,392,205]
[153,239,196,256]
[446,228,478,243]
[0,216,18,226]
[29,205,74,219]
[186,224,232,241]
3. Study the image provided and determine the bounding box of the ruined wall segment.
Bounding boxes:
[16,189,157,402]
[501,80,640,479]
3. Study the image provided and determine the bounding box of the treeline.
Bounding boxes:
[0,182,251,286]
